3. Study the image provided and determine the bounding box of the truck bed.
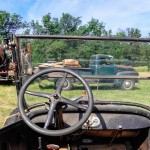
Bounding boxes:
[69,67,92,76]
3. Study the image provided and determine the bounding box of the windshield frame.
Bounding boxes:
[13,35,150,108]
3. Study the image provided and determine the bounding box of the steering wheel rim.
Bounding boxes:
[18,68,93,136]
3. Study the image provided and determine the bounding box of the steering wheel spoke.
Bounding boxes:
[61,97,87,110]
[44,101,57,129]
[56,72,68,93]
[25,90,51,99]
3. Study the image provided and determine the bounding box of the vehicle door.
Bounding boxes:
[97,58,115,82]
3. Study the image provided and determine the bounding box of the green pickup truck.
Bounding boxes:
[37,54,139,90]
[53,54,139,90]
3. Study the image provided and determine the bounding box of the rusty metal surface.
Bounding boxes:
[46,74,150,80]
[82,75,150,80]
[0,78,12,81]
[15,34,150,42]
[72,144,127,150]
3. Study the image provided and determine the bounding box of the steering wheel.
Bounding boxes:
[18,68,93,136]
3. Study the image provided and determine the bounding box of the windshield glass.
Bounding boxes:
[18,36,150,107]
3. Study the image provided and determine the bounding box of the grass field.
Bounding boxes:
[134,66,149,72]
[0,70,149,128]
[0,83,17,127]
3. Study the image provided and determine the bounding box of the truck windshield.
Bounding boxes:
[17,36,150,107]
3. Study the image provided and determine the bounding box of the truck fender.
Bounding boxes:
[55,78,73,91]
[114,71,139,90]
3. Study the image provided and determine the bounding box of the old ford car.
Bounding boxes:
[0,35,149,150]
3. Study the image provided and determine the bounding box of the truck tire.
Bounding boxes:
[121,79,135,90]
[55,78,73,91]
[4,107,20,126]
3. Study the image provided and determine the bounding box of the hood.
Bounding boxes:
[116,65,135,72]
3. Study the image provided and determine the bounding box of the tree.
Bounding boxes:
[140,43,150,71]
[31,39,53,66]
[0,10,26,37]
[116,28,142,62]
[47,40,68,60]
[59,13,82,35]
[86,18,107,36]
[116,28,141,38]
[42,13,60,35]
[30,20,46,35]
[126,28,141,38]
[77,25,89,35]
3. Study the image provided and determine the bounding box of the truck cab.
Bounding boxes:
[89,54,115,76]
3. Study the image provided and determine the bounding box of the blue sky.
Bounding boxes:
[0,0,150,37]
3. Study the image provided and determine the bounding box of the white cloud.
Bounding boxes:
[0,0,150,36]
[76,0,150,36]
[27,0,82,21]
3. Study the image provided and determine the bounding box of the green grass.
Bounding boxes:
[134,66,149,72]
[0,79,149,128]
[0,83,17,127]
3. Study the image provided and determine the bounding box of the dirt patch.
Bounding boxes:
[139,72,150,77]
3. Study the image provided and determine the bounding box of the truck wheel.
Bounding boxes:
[55,78,73,90]
[4,107,20,126]
[121,79,135,90]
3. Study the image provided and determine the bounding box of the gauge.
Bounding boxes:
[82,139,93,144]
[84,115,101,128]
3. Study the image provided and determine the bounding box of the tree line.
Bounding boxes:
[0,10,150,69]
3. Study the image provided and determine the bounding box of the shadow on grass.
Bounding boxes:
[73,84,140,91]
[38,82,140,91]
[39,84,55,90]
[38,83,116,91]
[0,81,13,85]
[72,84,118,91]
